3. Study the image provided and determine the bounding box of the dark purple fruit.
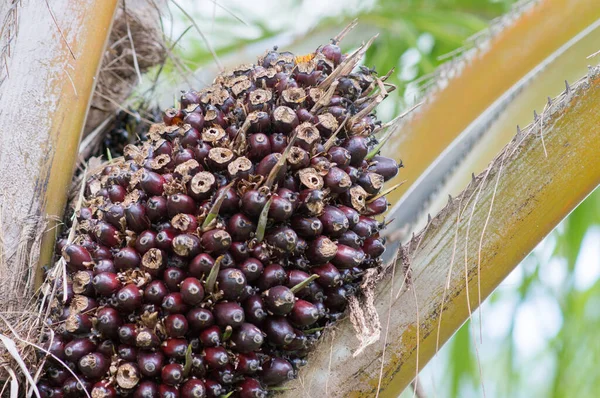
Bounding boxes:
[96,307,122,338]
[138,351,164,378]
[78,352,109,380]
[331,244,365,269]
[172,233,202,257]
[134,381,160,398]
[260,357,294,386]
[217,268,247,301]
[144,280,169,305]
[266,226,297,253]
[368,155,400,181]
[231,323,264,353]
[165,314,189,338]
[161,338,188,359]
[213,302,245,328]
[180,277,205,305]
[263,317,295,346]
[114,247,141,270]
[227,213,255,241]
[64,338,96,363]
[263,285,295,315]
[125,203,151,233]
[238,258,263,283]
[241,190,268,219]
[116,284,143,312]
[243,295,267,325]
[181,379,206,398]
[187,308,214,332]
[118,323,137,345]
[161,363,185,386]
[291,216,323,238]
[306,235,337,264]
[91,380,117,397]
[236,352,261,375]
[290,299,320,326]
[199,325,222,347]
[204,346,229,370]
[257,264,286,290]
[362,236,386,258]
[162,292,188,314]
[201,229,231,254]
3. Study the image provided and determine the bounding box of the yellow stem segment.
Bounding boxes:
[384,0,600,207]
[0,1,118,290]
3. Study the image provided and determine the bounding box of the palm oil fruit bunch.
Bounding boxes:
[38,34,400,398]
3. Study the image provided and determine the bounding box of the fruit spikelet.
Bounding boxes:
[39,33,401,397]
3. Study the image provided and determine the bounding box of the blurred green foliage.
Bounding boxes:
[165,1,600,396]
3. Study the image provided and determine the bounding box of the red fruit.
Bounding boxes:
[189,253,215,278]
[331,244,365,269]
[312,263,341,287]
[146,196,168,221]
[135,230,157,254]
[263,317,295,347]
[164,267,186,292]
[217,268,247,301]
[199,325,222,347]
[306,235,337,264]
[144,280,168,305]
[231,323,264,353]
[94,221,120,247]
[172,233,202,257]
[133,381,159,398]
[167,194,196,217]
[118,323,137,345]
[290,299,320,326]
[91,380,117,397]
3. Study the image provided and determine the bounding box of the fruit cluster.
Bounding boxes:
[38,38,399,398]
